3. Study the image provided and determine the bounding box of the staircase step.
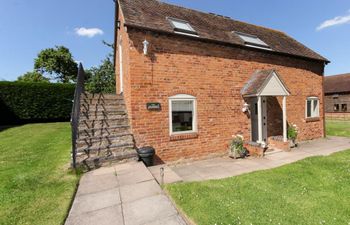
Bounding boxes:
[81,98,125,106]
[79,111,127,120]
[78,125,130,138]
[78,118,129,129]
[77,142,134,153]
[79,115,128,124]
[77,133,132,142]
[82,93,123,100]
[77,134,134,149]
[77,148,138,169]
[80,104,126,112]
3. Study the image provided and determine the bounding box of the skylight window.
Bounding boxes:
[234,32,271,50]
[168,17,198,36]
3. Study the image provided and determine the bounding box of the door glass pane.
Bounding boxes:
[172,100,193,132]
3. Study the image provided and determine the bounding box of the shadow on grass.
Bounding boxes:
[0,125,22,133]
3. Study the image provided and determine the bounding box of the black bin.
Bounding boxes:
[137,146,155,167]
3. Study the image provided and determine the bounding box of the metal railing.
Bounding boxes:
[71,63,86,168]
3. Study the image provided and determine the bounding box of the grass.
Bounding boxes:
[0,123,79,225]
[326,119,350,137]
[166,151,350,225]
[167,119,350,225]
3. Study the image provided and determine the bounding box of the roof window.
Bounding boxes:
[168,17,198,36]
[234,32,271,50]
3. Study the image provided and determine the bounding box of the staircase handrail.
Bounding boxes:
[71,63,86,168]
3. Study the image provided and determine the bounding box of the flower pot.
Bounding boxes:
[289,139,296,148]
[229,148,246,159]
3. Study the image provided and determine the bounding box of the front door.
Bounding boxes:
[250,97,267,143]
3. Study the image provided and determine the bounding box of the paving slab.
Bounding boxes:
[143,214,187,225]
[123,194,178,225]
[77,173,119,196]
[70,188,120,216]
[170,136,350,182]
[148,164,183,184]
[65,205,123,225]
[65,161,186,225]
[117,166,154,186]
[120,179,162,203]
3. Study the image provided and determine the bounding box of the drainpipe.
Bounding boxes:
[113,0,119,69]
[322,62,326,138]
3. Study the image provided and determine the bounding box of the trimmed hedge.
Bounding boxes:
[0,82,75,125]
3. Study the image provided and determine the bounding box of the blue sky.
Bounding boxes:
[0,0,349,81]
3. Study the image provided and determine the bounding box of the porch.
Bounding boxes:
[241,70,290,148]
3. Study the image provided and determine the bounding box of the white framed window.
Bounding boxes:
[306,97,320,118]
[169,94,197,135]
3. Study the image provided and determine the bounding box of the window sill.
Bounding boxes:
[305,117,320,122]
[170,132,198,141]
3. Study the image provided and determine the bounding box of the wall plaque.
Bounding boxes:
[147,103,161,111]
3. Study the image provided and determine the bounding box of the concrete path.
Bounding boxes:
[171,136,350,182]
[148,164,183,184]
[65,162,186,225]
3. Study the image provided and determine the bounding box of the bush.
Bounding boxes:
[0,82,75,125]
[85,56,115,94]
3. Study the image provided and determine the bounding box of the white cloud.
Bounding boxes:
[317,10,350,31]
[75,27,104,38]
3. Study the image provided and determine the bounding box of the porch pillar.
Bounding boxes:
[283,96,287,142]
[258,96,263,143]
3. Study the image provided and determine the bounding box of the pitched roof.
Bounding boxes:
[241,70,290,96]
[324,73,350,94]
[119,0,329,63]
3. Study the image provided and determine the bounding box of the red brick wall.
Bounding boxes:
[116,25,325,162]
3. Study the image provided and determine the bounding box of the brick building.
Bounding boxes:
[324,73,350,120]
[114,0,329,162]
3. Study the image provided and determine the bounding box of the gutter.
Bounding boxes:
[124,23,330,65]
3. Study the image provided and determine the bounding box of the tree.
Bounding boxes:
[17,71,50,83]
[85,56,115,93]
[34,46,78,83]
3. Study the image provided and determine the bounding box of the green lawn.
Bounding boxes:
[326,119,350,137]
[0,123,79,225]
[166,151,350,225]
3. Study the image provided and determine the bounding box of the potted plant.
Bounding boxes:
[288,123,298,148]
[229,135,247,159]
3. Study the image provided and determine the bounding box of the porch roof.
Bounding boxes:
[241,70,290,97]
